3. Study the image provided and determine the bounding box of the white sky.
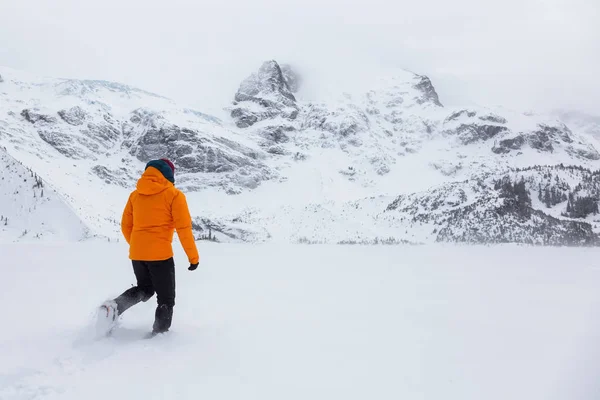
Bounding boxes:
[0,0,598,116]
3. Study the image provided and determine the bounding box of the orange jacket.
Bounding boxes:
[121,166,199,264]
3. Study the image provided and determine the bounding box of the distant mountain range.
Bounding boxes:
[1,62,600,245]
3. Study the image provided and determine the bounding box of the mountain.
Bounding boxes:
[1,62,600,245]
[0,66,276,238]
[553,110,600,140]
[0,146,89,241]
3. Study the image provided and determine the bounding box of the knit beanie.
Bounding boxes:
[161,158,175,174]
[145,158,175,183]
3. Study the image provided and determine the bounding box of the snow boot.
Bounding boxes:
[95,300,119,337]
[152,304,173,335]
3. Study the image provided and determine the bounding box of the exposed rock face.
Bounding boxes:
[452,124,509,145]
[527,123,575,153]
[445,110,506,125]
[413,75,443,107]
[567,146,600,161]
[91,165,136,187]
[492,135,526,154]
[443,109,510,144]
[231,61,299,128]
[124,109,274,192]
[234,61,296,104]
[527,128,555,152]
[37,130,95,159]
[0,74,3,83]
[489,122,600,160]
[33,109,120,160]
[21,109,57,124]
[301,103,369,138]
[83,122,120,145]
[257,125,294,145]
[446,110,477,121]
[539,123,574,143]
[478,114,507,124]
[58,106,88,126]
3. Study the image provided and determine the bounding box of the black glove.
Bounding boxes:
[188,262,199,271]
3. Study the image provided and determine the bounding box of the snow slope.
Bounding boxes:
[1,242,599,399]
[2,62,600,244]
[0,65,271,239]
[0,146,89,241]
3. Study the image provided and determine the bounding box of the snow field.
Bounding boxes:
[1,242,600,399]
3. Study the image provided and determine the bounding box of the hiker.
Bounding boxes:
[98,158,199,337]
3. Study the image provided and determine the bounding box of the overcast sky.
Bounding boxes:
[0,0,598,116]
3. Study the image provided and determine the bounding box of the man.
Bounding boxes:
[97,158,199,337]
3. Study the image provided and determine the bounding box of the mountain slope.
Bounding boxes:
[0,146,89,241]
[0,66,276,238]
[2,62,600,245]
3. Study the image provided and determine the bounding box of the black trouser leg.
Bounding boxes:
[113,261,156,315]
[153,304,174,334]
[147,258,176,333]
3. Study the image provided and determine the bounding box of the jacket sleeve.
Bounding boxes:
[121,193,134,244]
[172,190,200,264]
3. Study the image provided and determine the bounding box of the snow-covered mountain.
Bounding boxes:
[0,146,89,241]
[1,62,600,245]
[553,110,600,140]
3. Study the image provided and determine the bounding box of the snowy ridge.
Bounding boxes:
[0,146,89,241]
[1,62,600,245]
[212,165,600,245]
[381,165,600,245]
[0,65,276,238]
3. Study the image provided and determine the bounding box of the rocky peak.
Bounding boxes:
[234,60,296,105]
[231,60,299,128]
[413,75,443,107]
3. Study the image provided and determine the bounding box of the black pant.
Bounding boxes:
[114,258,176,333]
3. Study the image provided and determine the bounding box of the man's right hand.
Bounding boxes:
[188,263,199,271]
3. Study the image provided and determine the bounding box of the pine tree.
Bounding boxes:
[543,189,551,208]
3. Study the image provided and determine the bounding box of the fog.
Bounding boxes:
[0,0,598,116]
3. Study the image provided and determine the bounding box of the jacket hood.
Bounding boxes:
[136,166,174,195]
[146,159,175,183]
